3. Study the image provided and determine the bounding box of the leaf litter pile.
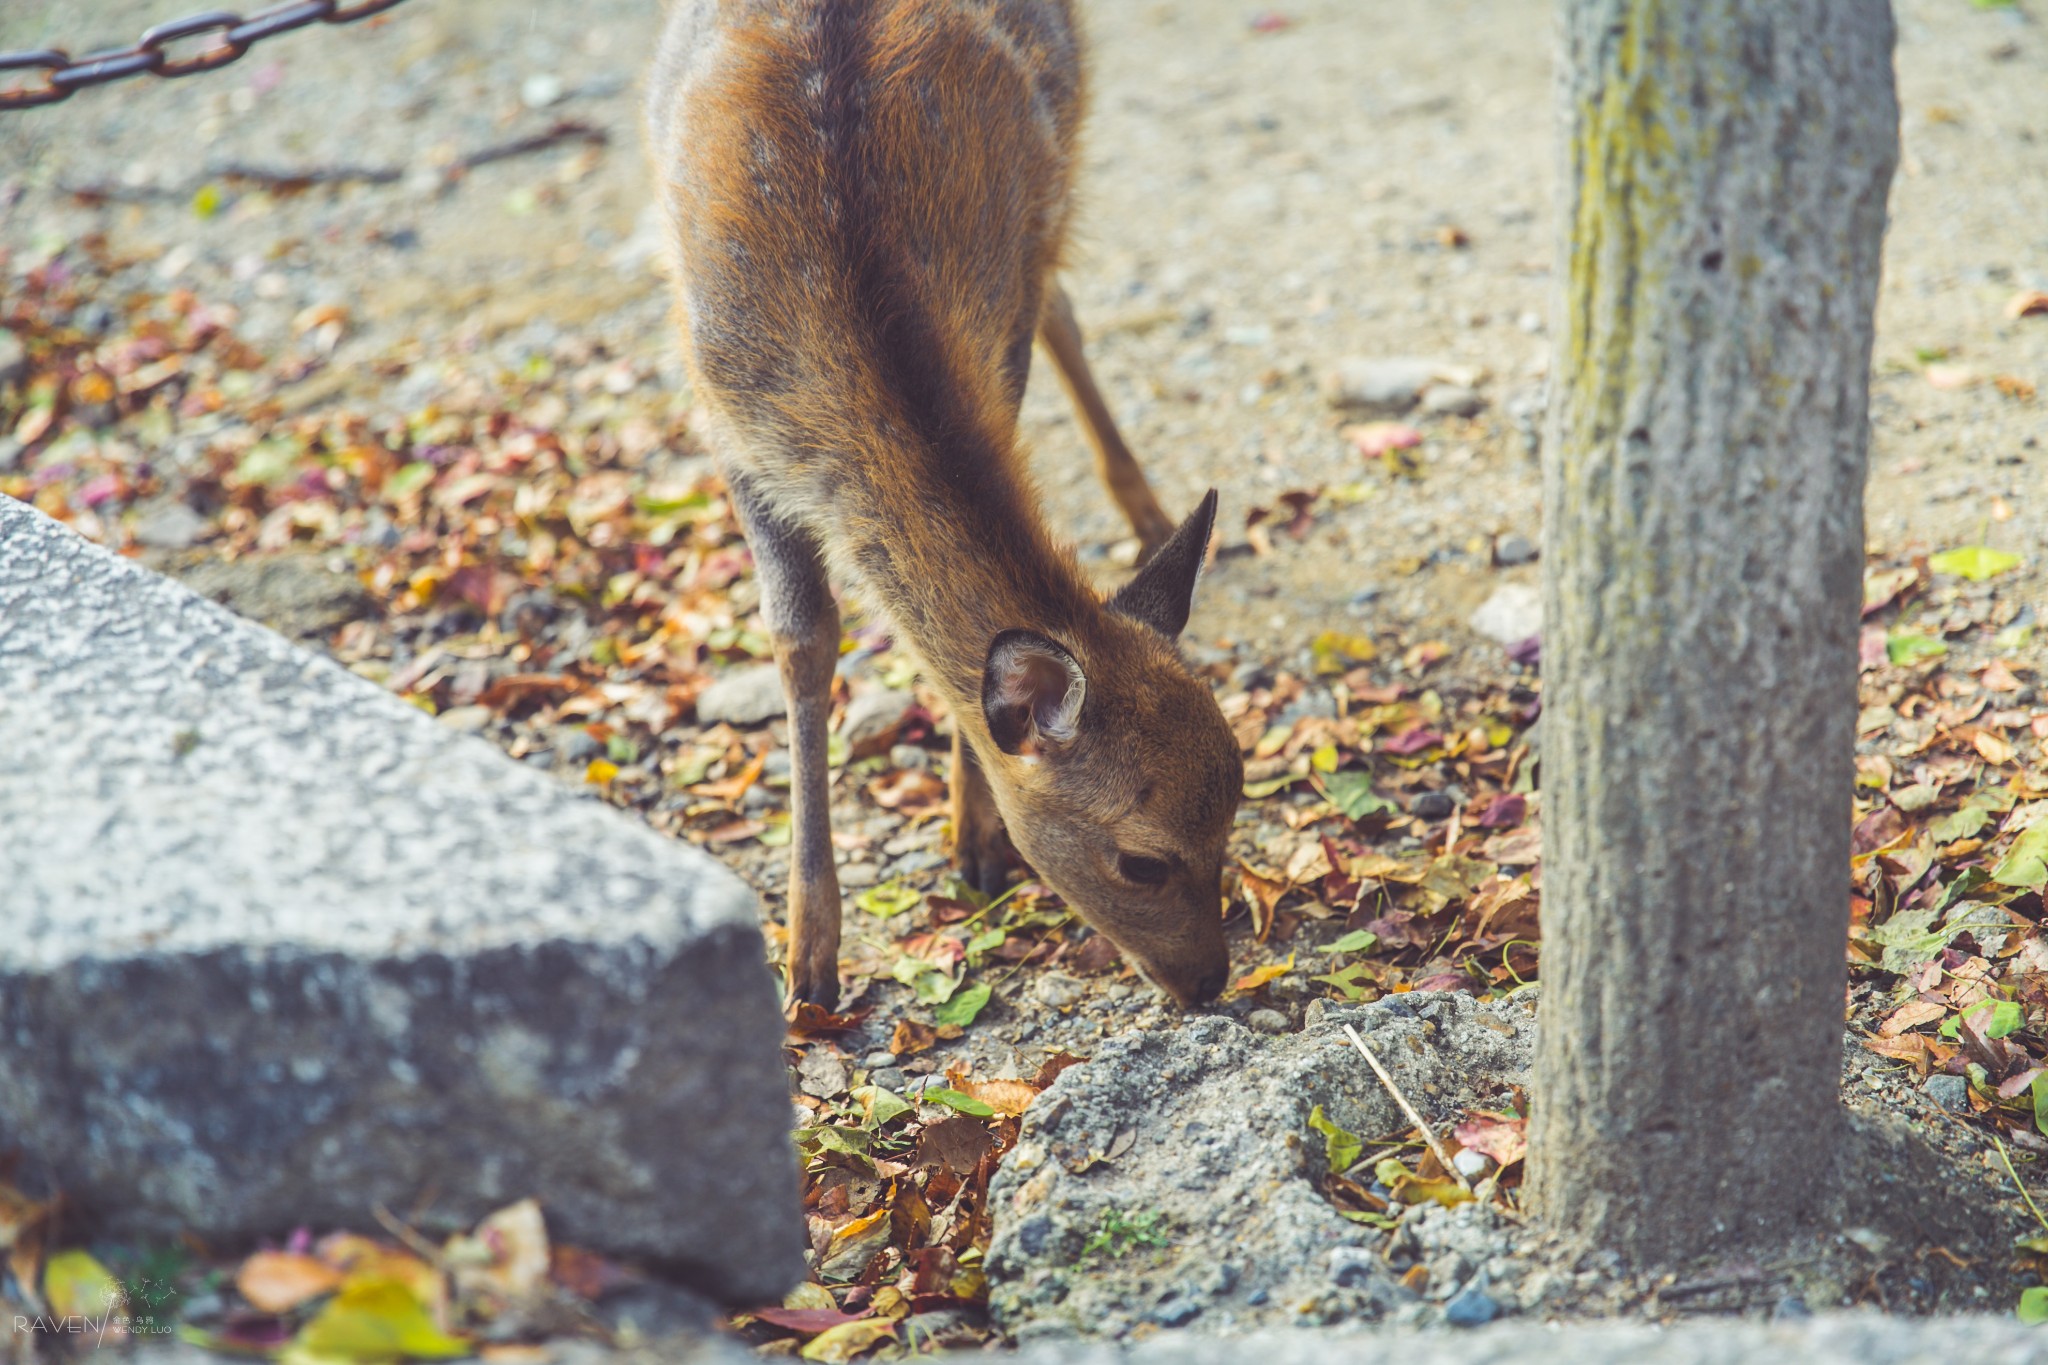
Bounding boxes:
[3,236,2047,1349]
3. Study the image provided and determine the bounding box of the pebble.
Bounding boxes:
[1246,1009,1289,1035]
[839,862,881,888]
[1468,583,1543,645]
[1031,973,1088,1010]
[558,728,602,763]
[840,687,916,755]
[1321,355,1443,411]
[1148,1294,1203,1327]
[435,705,493,733]
[520,73,566,109]
[1327,1247,1377,1290]
[130,499,209,551]
[1443,1285,1500,1328]
[889,743,931,771]
[1412,792,1455,820]
[1420,383,1485,418]
[1924,1073,1970,1113]
[1493,533,1539,567]
[695,663,787,726]
[1451,1148,1493,1181]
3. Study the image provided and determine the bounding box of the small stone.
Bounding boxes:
[863,1050,896,1067]
[1443,1285,1499,1327]
[889,743,930,771]
[1412,792,1455,820]
[0,329,25,388]
[1031,973,1087,1010]
[839,862,881,888]
[841,688,916,757]
[1924,1073,1969,1114]
[1469,583,1543,645]
[871,1067,907,1092]
[129,500,209,552]
[1420,383,1485,418]
[558,728,602,763]
[1321,356,1439,411]
[695,663,787,727]
[1246,1009,1289,1035]
[1773,1293,1813,1320]
[1149,1294,1202,1327]
[1328,1247,1378,1290]
[1493,534,1539,567]
[1451,1148,1493,1181]
[520,73,565,109]
[796,1048,850,1099]
[435,705,493,733]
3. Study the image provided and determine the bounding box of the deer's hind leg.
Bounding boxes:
[728,475,843,1009]
[1037,281,1175,556]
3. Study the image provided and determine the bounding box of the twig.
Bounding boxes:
[455,119,607,172]
[1991,1132,2048,1232]
[210,161,403,188]
[371,1201,447,1265]
[1342,1022,1472,1194]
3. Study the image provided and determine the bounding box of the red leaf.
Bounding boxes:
[751,1306,870,1336]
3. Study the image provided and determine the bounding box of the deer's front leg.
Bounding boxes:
[949,730,1016,899]
[731,479,844,1008]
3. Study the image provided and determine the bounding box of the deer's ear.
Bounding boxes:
[1107,489,1217,639]
[983,630,1086,758]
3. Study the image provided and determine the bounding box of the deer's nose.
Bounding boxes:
[1184,961,1228,1006]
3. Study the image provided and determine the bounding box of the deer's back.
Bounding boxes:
[648,0,1084,530]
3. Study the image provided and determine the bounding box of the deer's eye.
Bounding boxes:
[1117,853,1171,886]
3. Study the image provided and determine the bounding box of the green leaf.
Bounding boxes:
[1934,867,1992,914]
[923,1087,996,1118]
[857,881,923,917]
[965,927,1007,967]
[853,1085,911,1129]
[1932,806,1992,843]
[2033,1072,2048,1140]
[1997,624,2036,653]
[1325,770,1398,821]
[1930,546,2022,581]
[1940,998,2024,1040]
[1308,1104,1363,1175]
[1886,632,1948,665]
[1312,962,1375,1001]
[385,461,435,499]
[1870,902,2011,972]
[233,438,301,488]
[1329,929,1378,953]
[45,1249,123,1319]
[1994,826,2048,890]
[1337,1209,1400,1229]
[2019,1286,2048,1325]
[934,982,993,1028]
[285,1279,469,1363]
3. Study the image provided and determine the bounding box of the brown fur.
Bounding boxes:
[648,0,1242,1007]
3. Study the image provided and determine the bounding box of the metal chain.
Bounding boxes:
[0,0,409,112]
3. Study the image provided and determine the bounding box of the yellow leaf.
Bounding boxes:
[284,1278,469,1364]
[800,1318,895,1363]
[1232,953,1295,993]
[238,1250,345,1314]
[585,758,619,784]
[783,1281,838,1312]
[1975,731,2016,766]
[45,1249,124,1323]
[1311,630,1378,674]
[315,1235,443,1313]
[815,1209,892,1282]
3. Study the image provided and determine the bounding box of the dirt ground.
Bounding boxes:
[4,0,2048,1351]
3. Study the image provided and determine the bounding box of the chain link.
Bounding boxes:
[1,0,409,111]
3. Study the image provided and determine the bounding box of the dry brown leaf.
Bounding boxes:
[1878,998,1947,1037]
[236,1250,344,1314]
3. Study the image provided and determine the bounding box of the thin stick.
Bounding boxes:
[1343,1022,1472,1194]
[371,1201,446,1265]
[1991,1132,2048,1232]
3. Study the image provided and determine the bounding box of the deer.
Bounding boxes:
[647,0,1243,1010]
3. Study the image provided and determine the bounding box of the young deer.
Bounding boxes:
[648,0,1243,1009]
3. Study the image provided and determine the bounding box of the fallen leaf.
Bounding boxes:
[45,1249,125,1330]
[932,982,992,1028]
[954,1077,1038,1117]
[1308,1104,1363,1174]
[1929,546,2022,582]
[815,1209,892,1282]
[914,1116,994,1174]
[1452,1112,1528,1168]
[237,1250,344,1314]
[2005,290,2048,320]
[754,1306,871,1336]
[447,1198,550,1309]
[288,1278,469,1361]
[1878,998,1947,1037]
[1232,954,1294,993]
[1993,825,2048,889]
[890,1019,938,1054]
[800,1317,895,1363]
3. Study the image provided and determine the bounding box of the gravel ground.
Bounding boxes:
[5,0,2047,1350]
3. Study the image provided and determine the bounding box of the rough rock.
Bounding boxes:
[841,686,917,757]
[1468,583,1543,645]
[694,662,787,726]
[0,502,802,1306]
[986,993,1538,1338]
[167,550,373,639]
